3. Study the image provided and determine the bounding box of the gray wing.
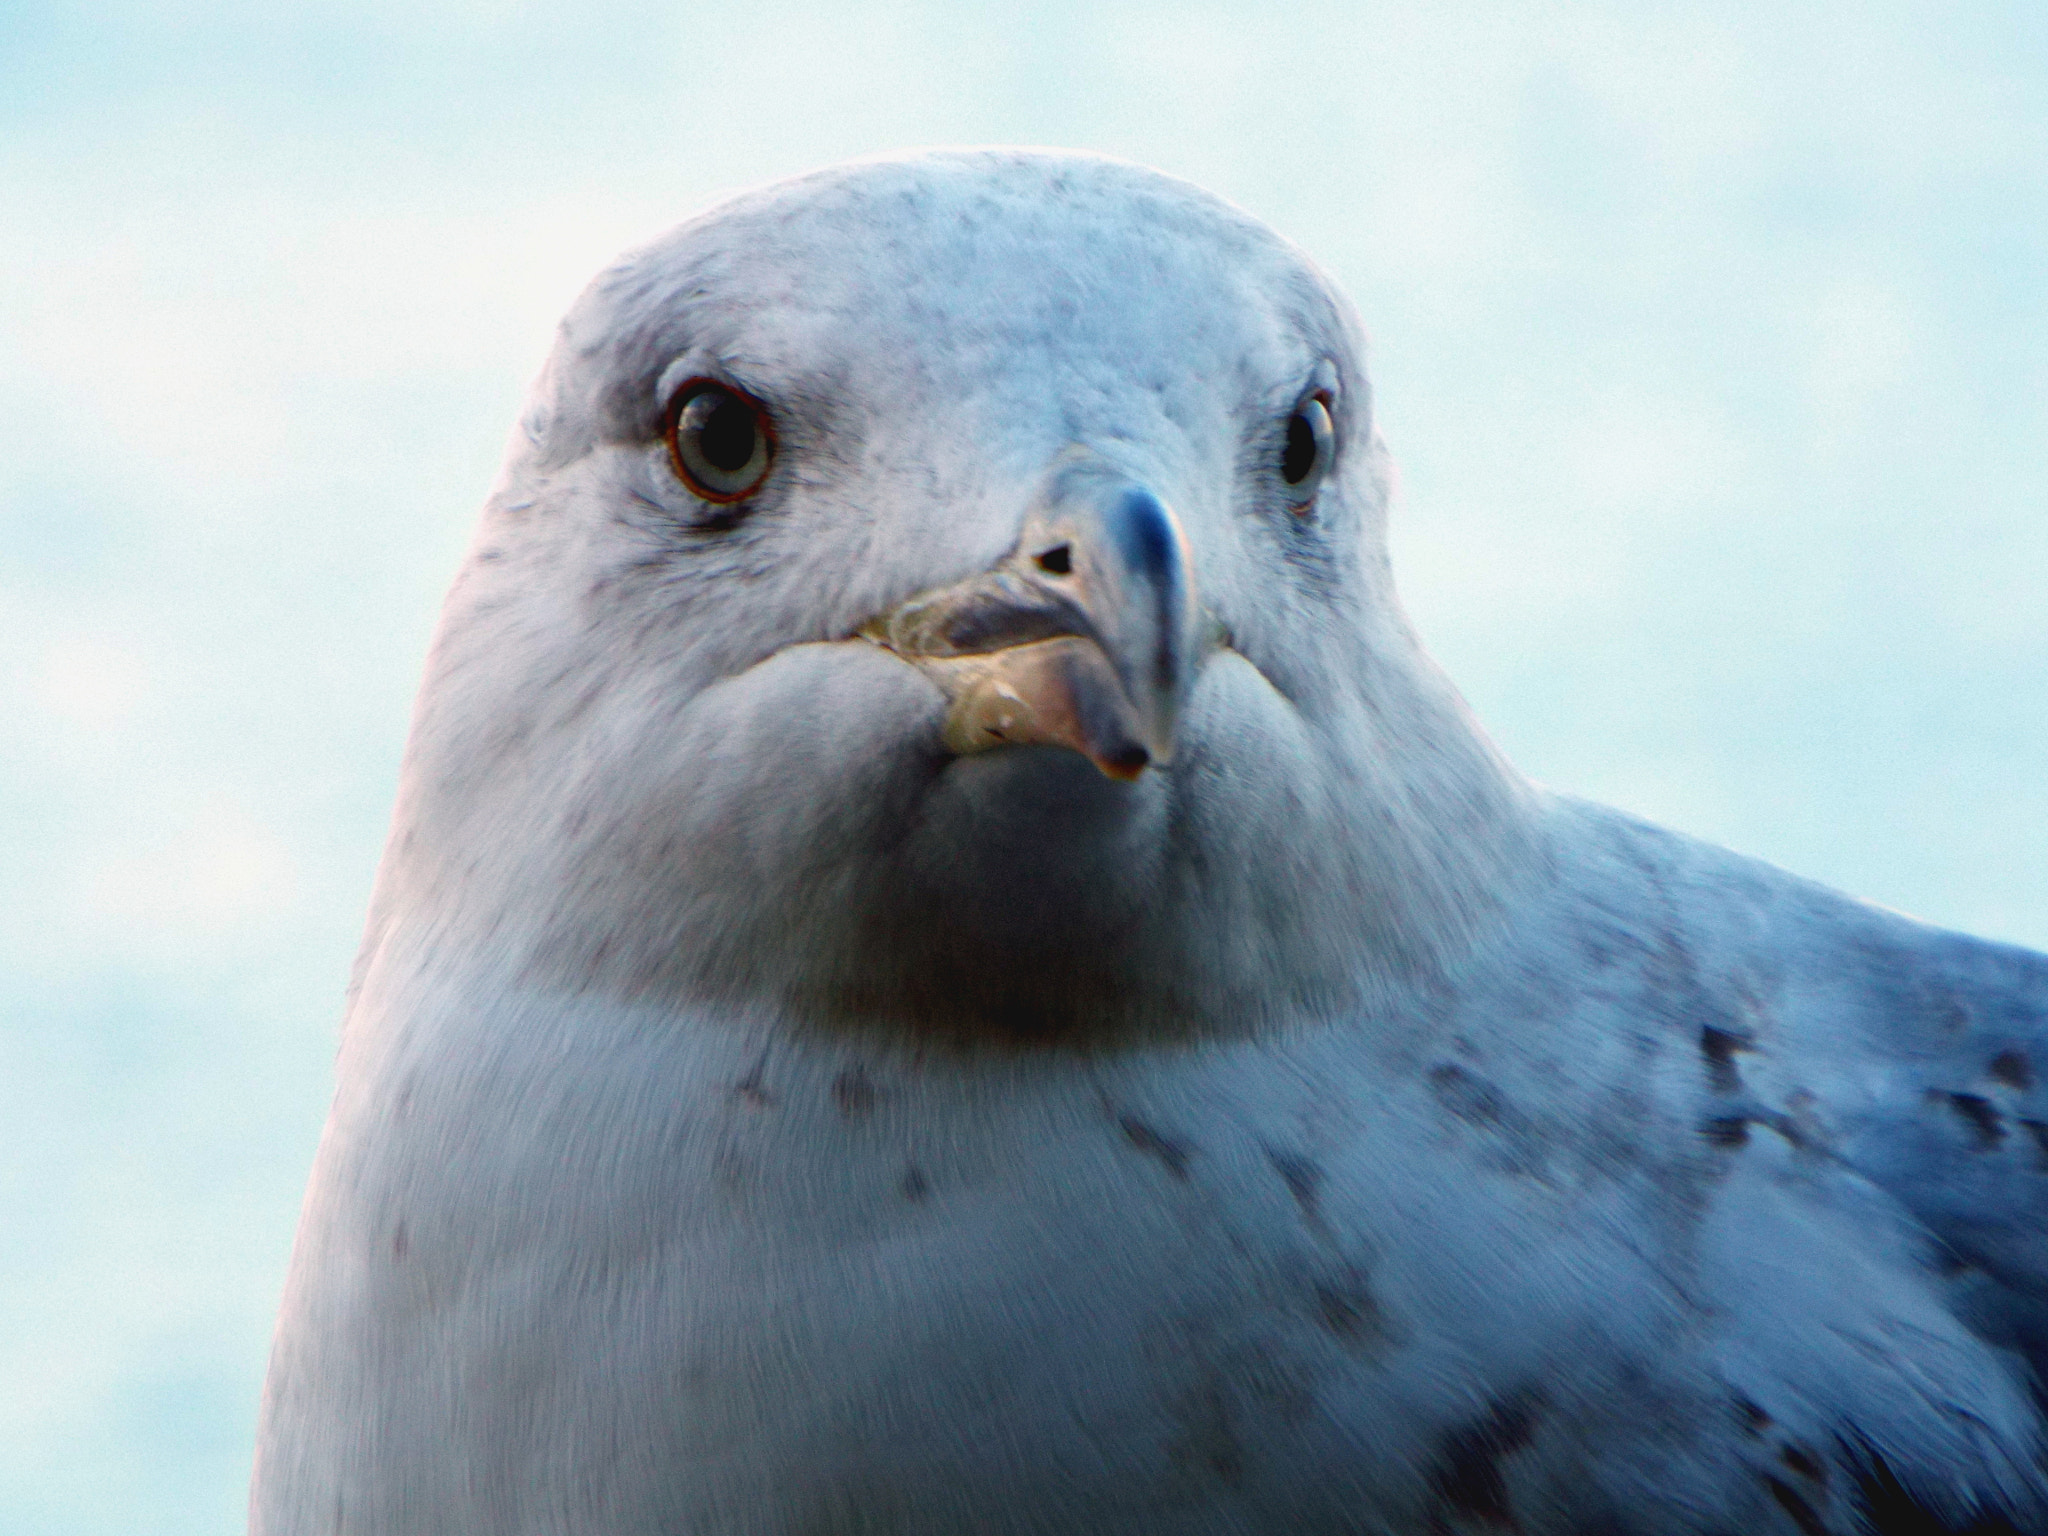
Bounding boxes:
[1821,918,2048,1386]
[1577,809,2048,1533]
[1635,809,2048,1386]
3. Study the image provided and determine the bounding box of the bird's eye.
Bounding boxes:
[1280,393,1334,508]
[666,380,775,503]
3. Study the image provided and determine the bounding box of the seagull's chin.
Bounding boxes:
[505,637,1299,1032]
[937,736,1159,820]
[912,726,1170,877]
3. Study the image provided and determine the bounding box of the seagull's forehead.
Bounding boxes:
[630,160,1336,422]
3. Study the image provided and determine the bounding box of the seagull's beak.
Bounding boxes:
[863,460,1212,781]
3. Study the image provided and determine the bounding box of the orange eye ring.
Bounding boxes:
[665,378,776,503]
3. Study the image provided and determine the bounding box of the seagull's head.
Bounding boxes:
[379,151,1540,1040]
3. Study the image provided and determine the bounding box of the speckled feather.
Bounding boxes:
[251,151,2048,1535]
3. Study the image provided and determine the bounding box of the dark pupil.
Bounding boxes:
[696,393,756,473]
[1281,411,1318,485]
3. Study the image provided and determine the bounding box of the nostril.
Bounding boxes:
[1035,544,1072,576]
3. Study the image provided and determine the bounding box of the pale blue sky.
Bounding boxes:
[3,3,2044,1531]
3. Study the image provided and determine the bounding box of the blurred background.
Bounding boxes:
[2,2,2043,1529]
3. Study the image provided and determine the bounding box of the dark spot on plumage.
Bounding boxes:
[1426,1064,1549,1177]
[1311,1265,1388,1345]
[1577,929,1624,971]
[832,1065,877,1119]
[1942,1092,2006,1149]
[1764,1473,1829,1536]
[1929,1239,1976,1278]
[1854,1446,2030,1534]
[391,1222,408,1261]
[1988,1050,2034,1091]
[1119,1115,1192,1179]
[1267,1149,1324,1218]
[1428,1062,1509,1126]
[1733,1395,1773,1435]
[1430,1392,1541,1527]
[1700,1025,1756,1094]
[1781,1444,1827,1485]
[732,1052,773,1108]
[1203,1442,1242,1482]
[900,1164,929,1202]
[1703,1115,1751,1149]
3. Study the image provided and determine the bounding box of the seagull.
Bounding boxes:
[250,150,2048,1535]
